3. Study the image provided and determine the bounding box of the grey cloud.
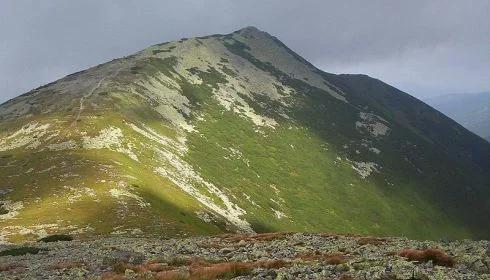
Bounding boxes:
[1,0,489,103]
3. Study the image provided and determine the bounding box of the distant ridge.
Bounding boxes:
[425,91,490,141]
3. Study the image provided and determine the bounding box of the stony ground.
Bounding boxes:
[0,232,488,279]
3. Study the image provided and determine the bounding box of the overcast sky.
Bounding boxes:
[1,0,489,104]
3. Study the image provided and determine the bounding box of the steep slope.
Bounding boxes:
[425,92,490,141]
[0,27,489,243]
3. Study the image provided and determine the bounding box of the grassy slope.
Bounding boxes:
[178,36,488,239]
[177,79,470,239]
[0,111,224,242]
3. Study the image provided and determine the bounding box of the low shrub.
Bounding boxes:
[399,248,455,267]
[39,234,73,242]
[0,246,42,256]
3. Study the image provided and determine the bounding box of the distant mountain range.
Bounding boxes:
[425,92,490,141]
[0,27,489,243]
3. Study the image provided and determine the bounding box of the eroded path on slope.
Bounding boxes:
[71,67,124,126]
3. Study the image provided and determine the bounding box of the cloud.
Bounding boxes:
[1,0,489,103]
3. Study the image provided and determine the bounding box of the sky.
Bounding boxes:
[1,0,489,104]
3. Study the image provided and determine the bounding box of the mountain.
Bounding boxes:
[0,27,489,243]
[425,92,490,141]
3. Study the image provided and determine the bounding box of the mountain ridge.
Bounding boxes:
[0,26,488,243]
[425,91,490,141]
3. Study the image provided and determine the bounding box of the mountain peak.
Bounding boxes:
[232,25,273,41]
[235,25,263,34]
[0,27,489,243]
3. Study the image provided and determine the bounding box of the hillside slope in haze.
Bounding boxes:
[0,27,489,243]
[425,91,490,141]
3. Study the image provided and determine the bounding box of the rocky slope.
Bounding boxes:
[0,27,489,243]
[0,233,488,279]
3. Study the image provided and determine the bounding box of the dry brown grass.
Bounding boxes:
[399,248,455,267]
[146,262,176,273]
[296,251,348,265]
[189,262,254,279]
[155,270,190,280]
[357,237,386,246]
[257,259,288,269]
[100,272,125,280]
[108,258,288,280]
[338,273,355,280]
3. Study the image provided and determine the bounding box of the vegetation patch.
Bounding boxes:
[153,49,171,55]
[0,204,8,215]
[108,258,288,280]
[399,248,455,267]
[38,234,73,242]
[0,246,42,256]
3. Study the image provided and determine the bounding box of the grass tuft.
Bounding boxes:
[109,259,288,280]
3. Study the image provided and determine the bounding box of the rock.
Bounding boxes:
[102,249,145,267]
[0,234,488,279]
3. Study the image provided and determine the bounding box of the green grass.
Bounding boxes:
[182,96,470,238]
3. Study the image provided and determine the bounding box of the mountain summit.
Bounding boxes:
[0,27,489,242]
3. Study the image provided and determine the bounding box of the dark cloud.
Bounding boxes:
[1,0,489,103]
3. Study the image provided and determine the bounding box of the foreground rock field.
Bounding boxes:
[0,232,488,279]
